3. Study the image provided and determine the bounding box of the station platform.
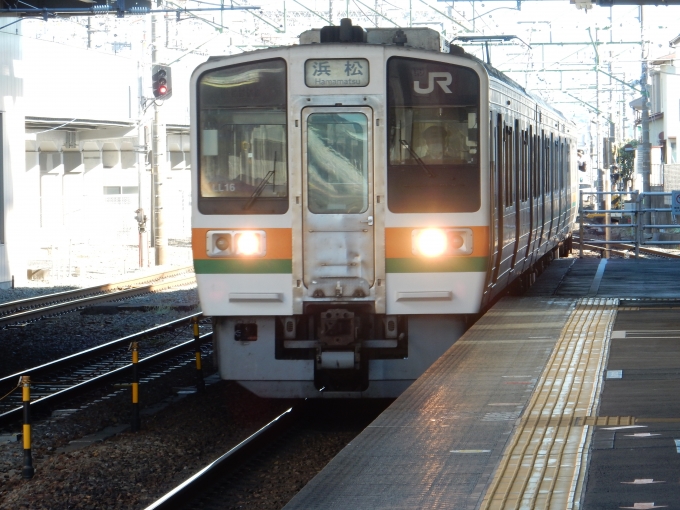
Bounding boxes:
[284,258,680,510]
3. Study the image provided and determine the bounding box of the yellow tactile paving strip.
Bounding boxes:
[480,298,618,510]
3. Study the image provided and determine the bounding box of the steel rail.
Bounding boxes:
[610,242,680,259]
[0,313,201,390]
[0,274,196,327]
[573,237,680,259]
[0,325,210,425]
[572,240,630,257]
[0,266,194,317]
[144,406,300,510]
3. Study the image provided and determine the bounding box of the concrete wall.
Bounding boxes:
[1,20,27,287]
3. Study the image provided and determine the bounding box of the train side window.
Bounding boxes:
[197,58,288,215]
[386,57,481,213]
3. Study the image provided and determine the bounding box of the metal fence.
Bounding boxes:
[578,190,680,258]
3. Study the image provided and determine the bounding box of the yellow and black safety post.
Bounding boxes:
[192,316,205,392]
[131,341,140,432]
[21,375,34,479]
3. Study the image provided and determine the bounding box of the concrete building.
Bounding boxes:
[630,34,680,192]
[18,23,200,282]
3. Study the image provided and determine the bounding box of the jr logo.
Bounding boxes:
[413,72,453,94]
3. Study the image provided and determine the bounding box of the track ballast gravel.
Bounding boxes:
[0,277,391,510]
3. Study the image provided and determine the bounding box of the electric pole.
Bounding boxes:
[639,5,651,237]
[151,11,167,265]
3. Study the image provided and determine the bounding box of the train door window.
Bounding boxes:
[544,134,550,194]
[531,130,537,199]
[504,124,514,207]
[545,135,550,195]
[519,125,525,202]
[539,134,544,197]
[565,142,571,189]
[496,114,503,207]
[197,58,288,214]
[560,141,566,190]
[514,120,521,203]
[556,137,560,192]
[520,128,528,202]
[386,57,480,213]
[0,113,3,244]
[553,137,558,192]
[306,112,368,214]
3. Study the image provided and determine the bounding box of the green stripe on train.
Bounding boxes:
[193,259,292,274]
[386,257,488,273]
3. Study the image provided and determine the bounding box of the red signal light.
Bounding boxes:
[151,65,172,100]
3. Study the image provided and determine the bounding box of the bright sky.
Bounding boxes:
[15,0,680,140]
[227,0,680,131]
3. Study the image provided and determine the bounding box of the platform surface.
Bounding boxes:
[284,258,680,510]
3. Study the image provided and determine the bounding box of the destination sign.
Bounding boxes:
[305,59,369,87]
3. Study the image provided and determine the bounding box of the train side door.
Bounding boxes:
[301,107,375,299]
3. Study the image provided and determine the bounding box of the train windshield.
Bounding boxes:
[197,59,288,214]
[387,57,480,213]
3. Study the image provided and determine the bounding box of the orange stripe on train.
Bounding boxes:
[385,226,490,258]
[192,228,293,260]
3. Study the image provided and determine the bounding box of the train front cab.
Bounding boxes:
[191,39,505,398]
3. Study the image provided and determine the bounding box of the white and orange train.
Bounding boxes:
[190,20,577,398]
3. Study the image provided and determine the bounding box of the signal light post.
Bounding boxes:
[151,64,172,100]
[151,13,168,266]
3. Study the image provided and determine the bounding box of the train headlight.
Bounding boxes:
[411,228,474,257]
[234,231,266,256]
[414,229,447,257]
[206,230,266,257]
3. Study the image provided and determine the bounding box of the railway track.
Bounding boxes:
[0,314,211,426]
[573,236,680,259]
[0,266,195,327]
[144,399,392,510]
[145,406,301,510]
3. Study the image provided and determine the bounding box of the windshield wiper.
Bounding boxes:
[244,152,277,210]
[400,140,433,178]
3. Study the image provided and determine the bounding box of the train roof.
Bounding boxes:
[459,47,569,123]
[299,22,568,123]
